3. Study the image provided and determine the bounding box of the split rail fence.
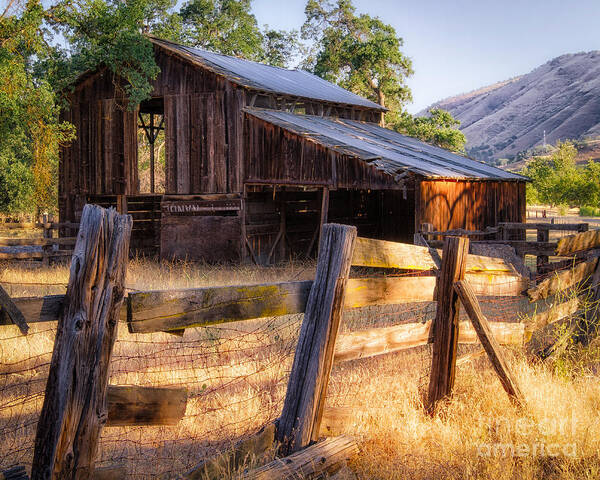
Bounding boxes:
[1,205,600,478]
[0,215,78,264]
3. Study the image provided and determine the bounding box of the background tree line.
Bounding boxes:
[0,0,466,215]
[521,140,600,214]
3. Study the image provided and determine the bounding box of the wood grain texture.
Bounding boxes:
[556,229,600,256]
[527,297,580,334]
[333,319,524,364]
[527,259,598,301]
[454,280,526,406]
[183,423,275,480]
[427,236,469,413]
[106,385,187,426]
[277,224,357,454]
[243,436,358,480]
[352,236,516,274]
[0,295,127,326]
[127,281,312,333]
[31,205,132,480]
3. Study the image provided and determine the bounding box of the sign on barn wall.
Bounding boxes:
[161,199,241,215]
[160,196,241,262]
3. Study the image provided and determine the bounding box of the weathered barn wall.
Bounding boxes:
[244,116,400,190]
[416,180,526,232]
[160,195,242,262]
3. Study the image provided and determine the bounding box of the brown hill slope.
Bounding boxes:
[424,51,600,163]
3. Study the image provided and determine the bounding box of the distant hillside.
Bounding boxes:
[423,51,600,163]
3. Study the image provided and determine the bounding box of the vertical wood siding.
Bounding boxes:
[244,116,399,190]
[417,180,526,232]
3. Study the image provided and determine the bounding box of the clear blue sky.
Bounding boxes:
[251,0,600,113]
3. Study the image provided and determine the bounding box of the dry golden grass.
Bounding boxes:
[1,259,600,479]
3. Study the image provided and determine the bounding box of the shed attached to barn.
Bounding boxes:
[59,36,527,263]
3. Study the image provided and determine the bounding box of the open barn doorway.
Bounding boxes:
[138,97,165,193]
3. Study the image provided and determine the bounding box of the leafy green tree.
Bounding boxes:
[0,0,75,214]
[521,140,598,207]
[50,0,171,107]
[393,109,467,153]
[179,0,264,59]
[301,0,413,123]
[260,27,300,68]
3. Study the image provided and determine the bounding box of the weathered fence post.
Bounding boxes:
[426,236,469,413]
[31,204,132,480]
[276,223,356,454]
[537,227,549,270]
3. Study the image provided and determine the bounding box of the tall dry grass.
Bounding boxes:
[1,259,600,479]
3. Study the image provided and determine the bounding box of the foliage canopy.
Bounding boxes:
[521,141,600,208]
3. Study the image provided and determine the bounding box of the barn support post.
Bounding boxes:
[149,113,155,193]
[31,205,132,480]
[536,227,549,270]
[426,236,469,414]
[276,223,356,454]
[306,186,330,257]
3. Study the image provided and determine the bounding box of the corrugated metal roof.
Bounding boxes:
[244,108,528,181]
[149,37,385,111]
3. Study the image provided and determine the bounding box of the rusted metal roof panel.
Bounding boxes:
[149,37,385,111]
[244,108,528,181]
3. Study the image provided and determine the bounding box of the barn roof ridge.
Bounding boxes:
[147,35,386,112]
[243,107,528,182]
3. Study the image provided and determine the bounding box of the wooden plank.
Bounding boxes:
[106,385,187,426]
[345,277,435,307]
[454,280,526,406]
[352,236,516,274]
[0,274,520,332]
[499,222,588,232]
[0,284,28,335]
[579,259,600,344]
[31,205,132,480]
[463,272,528,296]
[427,236,469,413]
[527,297,580,334]
[428,239,558,257]
[537,228,550,267]
[127,281,313,334]
[277,224,357,454]
[333,319,524,364]
[0,237,76,247]
[244,436,358,480]
[0,251,43,260]
[183,423,275,479]
[528,259,598,301]
[556,229,600,256]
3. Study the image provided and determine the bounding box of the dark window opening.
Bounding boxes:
[138,97,165,193]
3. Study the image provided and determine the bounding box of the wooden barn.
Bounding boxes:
[59,36,527,263]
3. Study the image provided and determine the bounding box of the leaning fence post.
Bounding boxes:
[276,223,356,454]
[31,204,132,480]
[426,236,469,413]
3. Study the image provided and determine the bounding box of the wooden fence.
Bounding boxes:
[0,216,78,264]
[420,221,594,274]
[1,208,600,478]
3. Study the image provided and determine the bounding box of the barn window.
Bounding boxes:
[138,97,165,193]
